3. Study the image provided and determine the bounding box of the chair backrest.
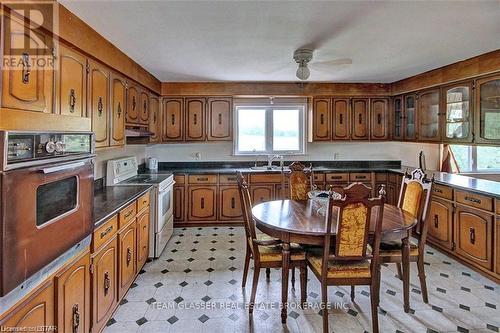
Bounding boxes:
[236,172,258,257]
[282,161,313,200]
[321,183,385,278]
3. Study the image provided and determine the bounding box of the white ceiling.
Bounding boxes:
[61,0,500,83]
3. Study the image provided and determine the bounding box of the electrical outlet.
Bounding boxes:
[194,152,201,160]
[333,152,339,160]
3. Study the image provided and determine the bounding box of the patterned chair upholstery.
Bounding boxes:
[282,161,313,200]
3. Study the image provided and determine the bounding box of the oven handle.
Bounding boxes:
[40,161,85,174]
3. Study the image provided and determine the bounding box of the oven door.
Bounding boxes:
[0,158,94,296]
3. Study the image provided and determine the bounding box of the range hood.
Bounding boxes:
[125,128,154,137]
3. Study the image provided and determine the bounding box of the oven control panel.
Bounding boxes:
[4,132,94,168]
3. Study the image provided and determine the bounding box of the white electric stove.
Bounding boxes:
[106,156,174,258]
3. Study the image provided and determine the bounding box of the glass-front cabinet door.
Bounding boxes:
[393,96,403,140]
[475,75,500,143]
[404,94,417,141]
[417,89,441,141]
[443,82,473,143]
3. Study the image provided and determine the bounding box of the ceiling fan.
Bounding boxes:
[293,48,352,80]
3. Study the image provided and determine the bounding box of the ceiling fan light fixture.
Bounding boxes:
[296,63,310,80]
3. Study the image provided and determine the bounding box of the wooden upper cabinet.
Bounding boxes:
[1,15,53,113]
[404,94,417,141]
[88,60,110,148]
[185,97,206,141]
[162,98,184,141]
[351,98,369,140]
[475,75,500,144]
[332,98,350,140]
[149,95,160,143]
[417,89,441,141]
[126,84,139,124]
[110,74,126,147]
[139,90,149,124]
[55,44,87,117]
[55,250,91,333]
[443,82,473,143]
[392,96,404,140]
[312,98,331,141]
[0,280,54,329]
[207,97,232,141]
[370,98,389,140]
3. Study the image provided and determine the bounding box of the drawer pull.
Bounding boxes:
[227,177,236,181]
[231,197,235,209]
[355,175,366,179]
[218,113,222,125]
[124,210,134,219]
[358,113,362,124]
[433,215,439,228]
[377,113,382,124]
[69,89,76,113]
[72,304,80,333]
[171,114,175,125]
[143,200,147,205]
[469,227,475,245]
[464,196,481,204]
[126,247,132,266]
[320,114,324,125]
[197,177,209,181]
[201,198,205,209]
[194,113,197,125]
[103,272,110,296]
[100,225,114,239]
[434,188,443,194]
[330,176,343,180]
[339,113,343,125]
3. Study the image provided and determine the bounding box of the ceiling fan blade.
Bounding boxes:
[311,58,352,67]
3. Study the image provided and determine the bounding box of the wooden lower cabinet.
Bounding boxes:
[385,183,397,206]
[55,250,91,333]
[91,237,118,333]
[219,186,243,220]
[0,280,54,329]
[188,186,217,221]
[427,197,454,250]
[454,205,493,270]
[496,217,500,275]
[137,211,150,270]
[118,221,137,299]
[250,185,274,205]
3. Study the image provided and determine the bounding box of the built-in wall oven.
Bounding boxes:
[0,131,94,296]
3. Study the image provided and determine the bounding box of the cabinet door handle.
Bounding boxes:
[218,113,222,125]
[469,227,475,244]
[377,113,382,125]
[72,304,80,333]
[339,113,343,125]
[69,89,76,113]
[358,113,363,124]
[21,52,31,84]
[320,114,324,125]
[464,196,481,204]
[100,225,113,239]
[434,188,443,194]
[126,247,132,266]
[231,197,235,209]
[117,102,122,118]
[355,175,366,179]
[197,177,208,181]
[330,176,342,180]
[433,214,439,228]
[124,210,134,218]
[153,112,156,123]
[143,100,147,114]
[227,177,236,181]
[97,96,103,116]
[171,114,175,125]
[132,96,136,111]
[103,272,110,296]
[201,198,205,209]
[194,113,197,125]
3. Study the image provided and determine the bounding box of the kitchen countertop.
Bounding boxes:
[94,185,153,228]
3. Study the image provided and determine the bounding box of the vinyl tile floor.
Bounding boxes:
[103,226,499,333]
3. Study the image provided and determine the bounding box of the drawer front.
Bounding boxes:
[388,173,401,184]
[250,173,282,184]
[456,190,493,211]
[188,174,218,184]
[325,173,348,182]
[137,192,150,213]
[349,173,372,182]
[119,202,137,228]
[432,184,453,200]
[375,173,387,182]
[313,173,325,183]
[174,175,185,184]
[93,215,118,251]
[219,174,239,184]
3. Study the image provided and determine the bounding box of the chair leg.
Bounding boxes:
[370,283,380,333]
[351,286,355,301]
[396,263,403,280]
[299,266,307,307]
[242,247,251,288]
[265,267,271,281]
[417,255,429,303]
[321,283,329,333]
[249,266,260,314]
[291,267,296,290]
[402,238,411,313]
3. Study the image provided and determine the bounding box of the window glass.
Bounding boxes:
[237,109,266,152]
[450,145,500,172]
[477,146,500,170]
[450,145,471,172]
[273,109,300,151]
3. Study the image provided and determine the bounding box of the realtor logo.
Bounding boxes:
[1,0,58,71]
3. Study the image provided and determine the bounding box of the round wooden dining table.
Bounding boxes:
[251,199,418,323]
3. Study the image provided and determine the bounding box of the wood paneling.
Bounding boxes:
[250,185,274,206]
[219,186,243,220]
[312,98,331,141]
[188,174,218,184]
[185,97,206,141]
[137,211,150,270]
[370,98,389,140]
[188,186,217,221]
[110,74,127,147]
[93,216,118,252]
[126,84,139,124]
[174,186,185,222]
[139,90,149,124]
[332,98,350,140]
[88,60,110,148]
[149,95,161,143]
[427,198,454,250]
[351,98,369,140]
[118,222,136,299]
[207,97,232,141]
[456,190,493,212]
[162,98,184,141]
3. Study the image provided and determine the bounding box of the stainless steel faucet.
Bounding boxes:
[267,154,283,168]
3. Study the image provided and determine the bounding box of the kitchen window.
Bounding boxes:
[450,145,500,172]
[234,99,306,155]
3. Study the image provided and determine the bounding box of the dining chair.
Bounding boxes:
[281,161,314,200]
[378,169,433,304]
[236,172,308,313]
[306,183,385,333]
